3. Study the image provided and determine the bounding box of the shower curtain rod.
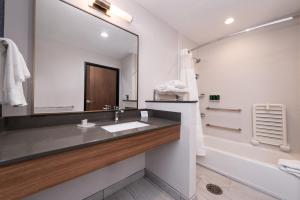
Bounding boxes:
[188,14,299,53]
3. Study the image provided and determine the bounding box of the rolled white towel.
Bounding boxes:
[278,159,300,170]
[167,80,186,89]
[278,159,300,178]
[279,166,300,178]
[155,80,187,91]
[155,85,188,93]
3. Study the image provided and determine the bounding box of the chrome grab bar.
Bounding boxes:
[206,123,242,132]
[34,105,74,109]
[206,107,242,112]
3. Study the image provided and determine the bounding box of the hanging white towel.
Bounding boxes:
[278,159,300,178]
[0,38,31,106]
[180,49,205,156]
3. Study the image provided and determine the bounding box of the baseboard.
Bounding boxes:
[145,169,196,200]
[84,169,145,200]
[84,168,197,200]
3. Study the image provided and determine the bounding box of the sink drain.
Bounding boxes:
[206,184,223,195]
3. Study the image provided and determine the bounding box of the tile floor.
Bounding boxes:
[105,165,278,200]
[105,178,174,200]
[196,165,278,200]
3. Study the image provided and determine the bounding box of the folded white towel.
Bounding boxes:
[0,38,31,106]
[278,159,300,178]
[279,166,300,178]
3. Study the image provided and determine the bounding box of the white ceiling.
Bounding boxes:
[36,0,137,60]
[135,0,300,45]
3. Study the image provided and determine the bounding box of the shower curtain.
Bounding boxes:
[180,49,205,156]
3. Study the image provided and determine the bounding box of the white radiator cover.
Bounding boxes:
[251,104,290,152]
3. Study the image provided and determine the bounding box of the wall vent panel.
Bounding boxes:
[251,104,290,152]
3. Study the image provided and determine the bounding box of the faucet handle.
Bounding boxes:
[103,105,111,110]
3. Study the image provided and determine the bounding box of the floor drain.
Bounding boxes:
[206,184,223,195]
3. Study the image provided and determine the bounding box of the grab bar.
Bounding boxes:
[206,123,242,132]
[34,106,74,109]
[206,107,242,112]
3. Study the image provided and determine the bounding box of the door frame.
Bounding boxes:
[84,62,120,111]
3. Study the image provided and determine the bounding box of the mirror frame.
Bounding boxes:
[0,0,3,38]
[31,0,139,115]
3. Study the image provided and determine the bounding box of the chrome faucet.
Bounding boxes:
[114,107,124,122]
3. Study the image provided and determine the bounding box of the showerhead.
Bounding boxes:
[194,58,201,63]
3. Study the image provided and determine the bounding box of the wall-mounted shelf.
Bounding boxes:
[206,107,242,112]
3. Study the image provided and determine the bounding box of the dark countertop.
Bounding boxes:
[0,117,180,166]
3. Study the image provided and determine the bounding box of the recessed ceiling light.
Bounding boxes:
[101,32,109,38]
[225,17,235,25]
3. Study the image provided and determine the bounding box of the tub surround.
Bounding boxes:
[0,109,181,200]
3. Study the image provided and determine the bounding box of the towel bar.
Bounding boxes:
[34,106,74,109]
[0,41,8,48]
[206,123,242,132]
[206,107,242,112]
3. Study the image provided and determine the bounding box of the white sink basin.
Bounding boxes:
[101,121,149,133]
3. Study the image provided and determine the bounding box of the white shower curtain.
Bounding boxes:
[180,49,205,156]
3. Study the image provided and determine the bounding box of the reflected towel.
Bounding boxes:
[278,159,300,178]
[0,38,31,106]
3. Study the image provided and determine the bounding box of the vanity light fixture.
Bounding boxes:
[101,32,109,38]
[89,0,133,23]
[224,17,235,25]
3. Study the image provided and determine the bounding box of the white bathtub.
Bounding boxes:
[197,135,300,200]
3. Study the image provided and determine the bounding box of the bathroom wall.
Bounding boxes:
[3,0,197,199]
[3,0,34,116]
[34,38,121,113]
[196,21,300,154]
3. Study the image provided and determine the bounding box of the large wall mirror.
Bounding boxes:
[34,0,138,114]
